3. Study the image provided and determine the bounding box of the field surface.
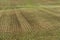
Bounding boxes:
[0,0,60,40]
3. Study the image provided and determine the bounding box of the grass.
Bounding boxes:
[0,7,60,40]
[0,0,60,40]
[0,0,60,9]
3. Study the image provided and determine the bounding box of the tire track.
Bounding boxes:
[15,10,32,32]
[19,9,60,36]
[9,13,22,33]
[38,7,60,22]
[37,8,60,32]
[41,7,60,16]
[0,13,21,33]
[20,9,51,31]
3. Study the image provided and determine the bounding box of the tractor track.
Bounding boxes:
[15,10,32,32]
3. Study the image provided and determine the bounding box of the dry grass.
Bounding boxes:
[0,0,60,40]
[0,7,60,40]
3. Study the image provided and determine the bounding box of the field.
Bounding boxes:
[0,0,60,40]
